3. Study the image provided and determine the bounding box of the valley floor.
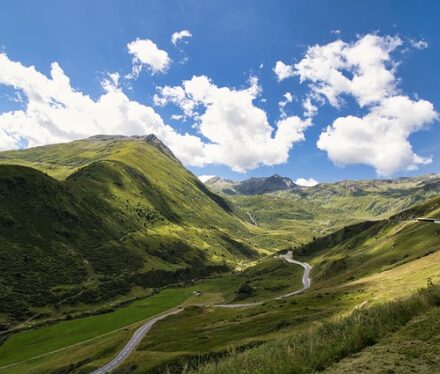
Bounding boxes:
[1,218,439,373]
[0,257,304,373]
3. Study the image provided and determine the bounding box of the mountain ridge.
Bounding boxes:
[206,174,300,195]
[0,136,257,328]
[206,173,440,196]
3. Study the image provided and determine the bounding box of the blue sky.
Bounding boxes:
[0,0,439,183]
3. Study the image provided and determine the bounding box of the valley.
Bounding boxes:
[206,174,440,247]
[0,137,439,373]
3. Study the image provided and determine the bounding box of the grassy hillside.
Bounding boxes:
[0,256,304,373]
[193,284,440,374]
[1,136,439,373]
[182,195,440,373]
[208,175,440,247]
[0,136,257,329]
[325,306,440,373]
[294,194,440,285]
[129,196,438,373]
[1,193,439,373]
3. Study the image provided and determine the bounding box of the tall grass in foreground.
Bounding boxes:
[191,283,440,374]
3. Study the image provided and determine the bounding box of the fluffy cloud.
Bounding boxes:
[171,30,192,45]
[155,75,311,172]
[273,61,294,81]
[127,38,171,77]
[0,52,205,164]
[294,34,402,107]
[410,38,428,50]
[289,34,437,175]
[302,96,318,118]
[0,53,311,173]
[294,177,319,187]
[278,92,293,117]
[317,96,437,176]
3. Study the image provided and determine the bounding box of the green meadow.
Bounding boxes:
[0,288,190,369]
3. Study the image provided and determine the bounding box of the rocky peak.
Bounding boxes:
[234,174,297,195]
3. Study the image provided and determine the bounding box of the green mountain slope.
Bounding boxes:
[186,195,440,374]
[294,194,440,286]
[206,174,440,247]
[0,136,256,328]
[82,195,438,374]
[0,188,439,373]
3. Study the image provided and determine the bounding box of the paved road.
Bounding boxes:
[275,251,312,299]
[216,251,312,306]
[92,252,311,373]
[90,309,183,374]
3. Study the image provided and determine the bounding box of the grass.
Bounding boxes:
[2,183,439,373]
[0,137,259,328]
[213,176,440,249]
[108,204,440,373]
[192,284,440,374]
[0,256,305,373]
[0,288,190,368]
[325,307,440,373]
[1,136,440,373]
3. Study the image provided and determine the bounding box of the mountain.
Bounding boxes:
[188,194,440,374]
[1,143,439,373]
[0,135,257,328]
[206,173,440,248]
[206,174,298,195]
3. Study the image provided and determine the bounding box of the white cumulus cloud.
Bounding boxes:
[317,95,437,176]
[278,92,293,117]
[273,61,294,82]
[302,96,318,118]
[295,178,319,187]
[0,52,204,164]
[294,34,402,107]
[127,38,171,77]
[410,38,428,50]
[171,30,192,45]
[0,53,311,174]
[155,75,312,172]
[289,34,438,175]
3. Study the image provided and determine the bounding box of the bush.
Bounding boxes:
[234,282,255,301]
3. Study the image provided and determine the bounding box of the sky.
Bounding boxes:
[0,0,439,184]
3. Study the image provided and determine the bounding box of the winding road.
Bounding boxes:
[275,252,312,299]
[91,309,183,374]
[92,251,311,373]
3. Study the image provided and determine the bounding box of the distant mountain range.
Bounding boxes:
[206,174,299,195]
[206,172,440,249]
[205,173,440,197]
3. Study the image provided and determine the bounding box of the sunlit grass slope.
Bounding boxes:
[218,175,440,248]
[109,195,439,374]
[186,195,440,373]
[193,284,440,374]
[0,256,304,373]
[1,189,439,373]
[0,136,257,328]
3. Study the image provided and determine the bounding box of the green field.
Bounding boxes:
[0,288,191,369]
[0,257,305,373]
[208,175,440,248]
